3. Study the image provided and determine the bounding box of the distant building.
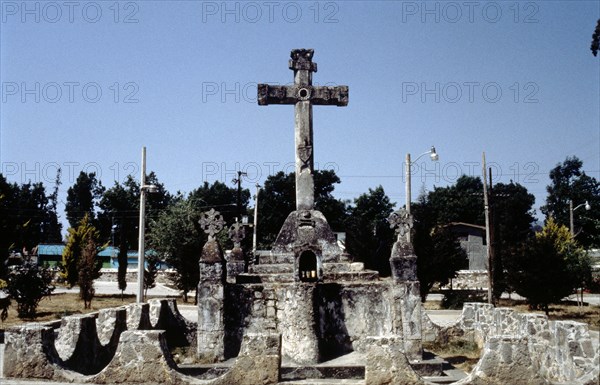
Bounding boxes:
[36,244,167,269]
[446,222,488,271]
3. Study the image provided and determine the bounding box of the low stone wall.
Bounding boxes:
[4,299,196,382]
[423,302,600,385]
[440,270,489,291]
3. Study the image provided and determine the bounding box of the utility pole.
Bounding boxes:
[137,147,147,304]
[569,200,575,236]
[252,183,260,255]
[488,166,495,306]
[405,153,412,214]
[136,147,157,304]
[482,152,493,305]
[233,171,248,220]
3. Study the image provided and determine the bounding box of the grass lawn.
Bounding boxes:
[425,298,599,331]
[1,293,138,329]
[0,292,198,329]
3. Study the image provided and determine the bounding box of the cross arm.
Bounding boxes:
[257,84,349,106]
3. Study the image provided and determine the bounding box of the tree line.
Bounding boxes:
[0,156,598,315]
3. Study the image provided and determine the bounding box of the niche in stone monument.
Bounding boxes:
[298,250,318,282]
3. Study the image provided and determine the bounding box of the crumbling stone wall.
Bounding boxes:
[440,270,489,290]
[4,299,196,381]
[224,284,278,359]
[423,302,600,385]
[223,280,420,365]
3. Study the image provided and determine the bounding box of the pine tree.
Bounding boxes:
[62,214,101,288]
[78,237,100,309]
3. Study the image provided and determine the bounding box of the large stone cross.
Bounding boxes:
[258,49,348,211]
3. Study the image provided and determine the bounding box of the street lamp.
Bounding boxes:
[405,146,439,214]
[569,200,591,236]
[137,147,158,304]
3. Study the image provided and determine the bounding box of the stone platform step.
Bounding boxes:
[236,271,379,284]
[250,263,294,274]
[422,376,456,384]
[423,369,468,384]
[409,356,446,376]
[248,263,366,275]
[323,271,379,282]
[177,365,229,379]
[278,380,365,384]
[323,262,365,273]
[258,253,293,265]
[280,365,364,381]
[236,273,294,283]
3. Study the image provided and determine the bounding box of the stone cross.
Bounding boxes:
[228,222,246,248]
[258,49,348,211]
[199,208,225,241]
[388,209,414,244]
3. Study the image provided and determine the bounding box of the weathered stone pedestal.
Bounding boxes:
[226,247,245,283]
[197,239,226,363]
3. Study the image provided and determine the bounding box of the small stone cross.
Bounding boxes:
[388,209,414,243]
[199,208,225,241]
[228,222,246,248]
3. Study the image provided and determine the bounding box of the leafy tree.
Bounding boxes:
[490,182,536,300]
[0,175,61,277]
[541,157,600,248]
[313,170,349,232]
[257,172,295,247]
[7,263,55,318]
[65,172,104,228]
[0,175,20,276]
[427,176,485,225]
[189,180,248,246]
[412,196,467,301]
[411,176,536,302]
[591,18,600,56]
[97,173,171,295]
[257,170,348,248]
[148,198,202,302]
[98,177,138,294]
[62,214,101,288]
[345,186,395,276]
[144,172,173,223]
[506,218,590,314]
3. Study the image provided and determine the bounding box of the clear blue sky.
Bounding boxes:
[1,0,599,234]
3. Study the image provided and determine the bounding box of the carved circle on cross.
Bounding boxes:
[199,208,225,241]
[388,209,414,238]
[298,87,311,101]
[228,222,246,248]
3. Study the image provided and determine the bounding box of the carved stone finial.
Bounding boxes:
[199,208,225,241]
[388,209,414,242]
[228,222,246,248]
[289,49,317,72]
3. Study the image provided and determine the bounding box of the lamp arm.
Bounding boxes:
[411,150,433,164]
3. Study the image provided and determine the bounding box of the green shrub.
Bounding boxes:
[7,264,55,318]
[441,290,487,309]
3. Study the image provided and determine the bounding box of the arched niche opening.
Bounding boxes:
[298,250,318,282]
